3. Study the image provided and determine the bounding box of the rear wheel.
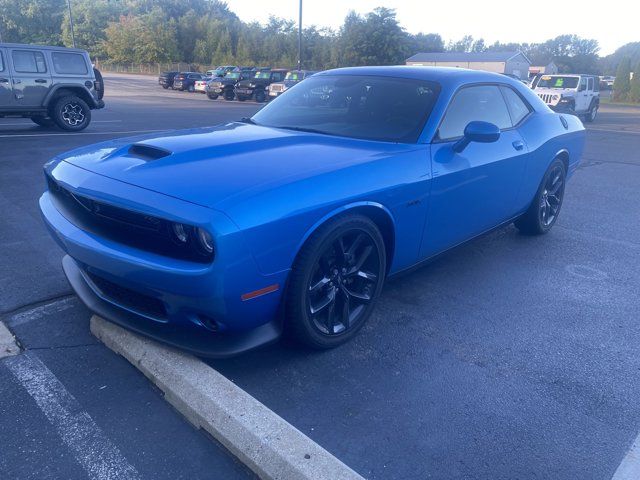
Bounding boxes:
[286,214,386,349]
[207,93,218,100]
[236,95,246,101]
[50,95,91,131]
[31,117,55,128]
[514,158,566,235]
[583,103,598,123]
[162,85,169,90]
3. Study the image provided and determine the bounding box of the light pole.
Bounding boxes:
[67,0,77,48]
[297,0,302,70]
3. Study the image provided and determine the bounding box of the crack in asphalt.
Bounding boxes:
[0,292,75,317]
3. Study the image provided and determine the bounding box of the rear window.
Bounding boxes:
[51,52,88,75]
[12,50,47,73]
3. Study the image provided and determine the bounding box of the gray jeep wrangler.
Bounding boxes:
[0,43,104,131]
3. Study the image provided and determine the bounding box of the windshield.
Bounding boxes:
[536,76,579,89]
[286,72,302,81]
[225,72,240,79]
[255,71,271,79]
[251,75,441,143]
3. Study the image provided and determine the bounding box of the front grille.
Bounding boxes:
[47,175,213,263]
[270,84,284,92]
[538,93,556,104]
[85,270,167,320]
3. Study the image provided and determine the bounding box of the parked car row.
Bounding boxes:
[158,66,317,102]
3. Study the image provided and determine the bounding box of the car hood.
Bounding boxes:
[237,79,267,87]
[59,122,412,211]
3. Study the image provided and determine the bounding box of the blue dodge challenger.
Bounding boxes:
[40,66,585,356]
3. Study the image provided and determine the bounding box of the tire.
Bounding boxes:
[285,214,386,349]
[50,95,91,131]
[30,117,55,128]
[236,95,246,101]
[224,89,235,101]
[254,90,266,103]
[514,158,566,235]
[207,93,218,100]
[583,103,598,123]
[188,85,195,93]
[93,68,104,100]
[162,85,169,90]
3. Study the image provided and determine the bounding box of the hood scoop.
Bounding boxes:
[128,144,172,161]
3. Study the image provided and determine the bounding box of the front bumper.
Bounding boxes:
[40,160,287,357]
[62,255,281,357]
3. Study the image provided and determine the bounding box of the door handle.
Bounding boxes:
[512,140,525,151]
[35,79,48,83]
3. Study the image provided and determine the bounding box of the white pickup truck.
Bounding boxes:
[532,74,600,122]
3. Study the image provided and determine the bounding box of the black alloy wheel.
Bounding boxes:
[515,158,566,235]
[286,214,386,349]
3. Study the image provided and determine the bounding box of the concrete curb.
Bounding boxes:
[0,321,20,359]
[90,315,365,480]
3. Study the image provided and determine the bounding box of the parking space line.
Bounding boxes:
[587,128,640,135]
[612,434,640,480]
[91,315,365,480]
[0,129,166,138]
[5,352,141,480]
[8,297,75,328]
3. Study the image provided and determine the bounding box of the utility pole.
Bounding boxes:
[297,0,302,71]
[67,0,77,48]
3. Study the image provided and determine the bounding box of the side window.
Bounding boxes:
[579,77,587,91]
[51,52,88,75]
[12,50,47,74]
[438,85,512,140]
[500,86,531,126]
[587,77,594,91]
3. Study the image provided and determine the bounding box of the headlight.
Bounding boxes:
[248,83,256,88]
[196,228,214,254]
[172,223,189,243]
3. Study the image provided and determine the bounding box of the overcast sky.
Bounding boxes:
[226,0,635,56]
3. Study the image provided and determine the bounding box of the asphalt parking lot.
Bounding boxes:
[1,73,639,479]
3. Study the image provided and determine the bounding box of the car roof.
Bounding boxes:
[0,42,88,54]
[316,65,512,83]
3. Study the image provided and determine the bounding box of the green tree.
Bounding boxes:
[613,57,632,101]
[0,0,65,45]
[629,62,640,103]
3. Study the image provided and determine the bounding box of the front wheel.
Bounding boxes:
[207,93,218,100]
[51,96,91,131]
[254,90,266,103]
[514,158,566,235]
[285,214,386,349]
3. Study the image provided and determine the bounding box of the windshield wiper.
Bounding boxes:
[275,126,327,135]
[240,117,258,125]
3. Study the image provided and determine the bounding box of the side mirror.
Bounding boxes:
[453,121,500,153]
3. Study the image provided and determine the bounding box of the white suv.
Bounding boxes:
[533,74,599,122]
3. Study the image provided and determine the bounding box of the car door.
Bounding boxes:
[9,48,51,108]
[420,84,529,258]
[574,77,589,112]
[0,48,13,108]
